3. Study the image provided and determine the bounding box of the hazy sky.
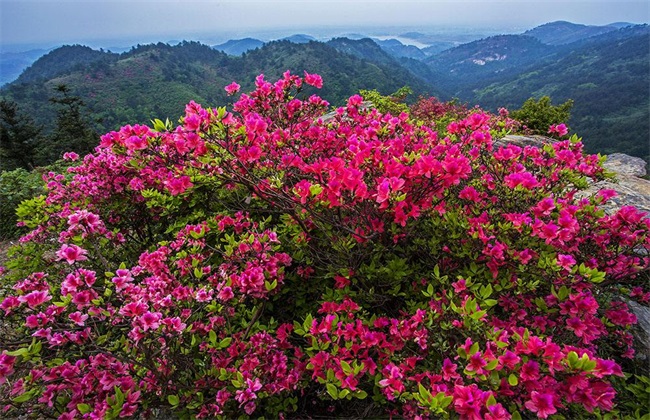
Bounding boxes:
[1,0,648,47]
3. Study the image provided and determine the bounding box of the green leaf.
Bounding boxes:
[326,383,338,399]
[485,359,498,371]
[167,395,180,406]
[209,330,217,345]
[340,360,352,376]
[218,337,232,349]
[309,184,323,196]
[265,279,278,291]
[418,382,433,402]
[468,342,479,356]
[508,374,518,386]
[77,403,91,414]
[354,390,368,400]
[483,299,498,307]
[12,392,33,403]
[114,386,124,408]
[4,347,29,357]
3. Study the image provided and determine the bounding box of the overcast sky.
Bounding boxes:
[1,0,648,47]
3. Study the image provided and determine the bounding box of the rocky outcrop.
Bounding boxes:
[498,135,650,216]
[602,153,647,177]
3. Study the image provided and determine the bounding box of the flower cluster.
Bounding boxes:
[1,72,648,419]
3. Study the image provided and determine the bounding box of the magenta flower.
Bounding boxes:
[304,71,323,89]
[165,175,193,196]
[184,114,201,131]
[557,254,576,270]
[486,403,511,420]
[56,244,89,264]
[124,135,148,150]
[62,152,79,161]
[225,81,241,95]
[139,311,161,331]
[18,290,51,309]
[548,123,569,137]
[525,391,557,418]
[0,353,17,385]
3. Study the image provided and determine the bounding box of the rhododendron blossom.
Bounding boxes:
[0,72,648,419]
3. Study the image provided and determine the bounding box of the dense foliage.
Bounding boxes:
[509,96,573,136]
[1,73,649,419]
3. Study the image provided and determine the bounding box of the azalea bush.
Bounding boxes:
[1,72,649,419]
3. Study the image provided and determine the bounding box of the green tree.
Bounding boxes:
[38,84,98,163]
[359,86,412,115]
[0,99,42,171]
[510,96,573,134]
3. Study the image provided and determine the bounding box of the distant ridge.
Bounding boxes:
[523,21,620,45]
[281,34,316,44]
[212,38,264,56]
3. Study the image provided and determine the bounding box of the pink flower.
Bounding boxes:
[225,81,241,95]
[165,175,193,196]
[548,123,568,137]
[557,254,576,270]
[519,360,540,381]
[304,71,323,89]
[69,311,89,326]
[486,403,511,420]
[18,290,51,309]
[125,135,148,150]
[184,114,201,131]
[0,353,17,385]
[62,152,79,161]
[56,244,88,264]
[453,384,489,419]
[334,275,350,289]
[525,391,557,418]
[0,296,21,315]
[139,311,161,331]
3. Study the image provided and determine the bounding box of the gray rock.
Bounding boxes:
[625,299,650,361]
[585,177,650,216]
[603,153,647,177]
[495,134,557,148]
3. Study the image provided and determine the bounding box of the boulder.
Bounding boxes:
[602,153,647,177]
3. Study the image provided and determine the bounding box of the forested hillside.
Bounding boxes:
[1,41,440,136]
[472,26,650,160]
[1,23,649,163]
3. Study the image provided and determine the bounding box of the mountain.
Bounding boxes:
[425,35,557,94]
[472,25,650,161]
[523,21,622,45]
[15,45,117,85]
[281,34,316,44]
[0,48,51,86]
[1,40,441,136]
[421,42,457,56]
[326,37,397,66]
[372,38,427,60]
[325,37,444,87]
[212,38,264,56]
